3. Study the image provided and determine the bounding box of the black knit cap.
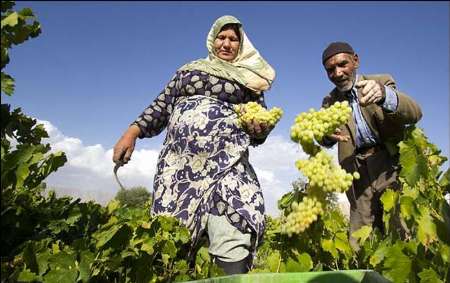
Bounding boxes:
[322,42,355,64]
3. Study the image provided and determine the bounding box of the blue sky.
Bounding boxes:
[4,2,449,214]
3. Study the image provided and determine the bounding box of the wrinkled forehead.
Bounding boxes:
[324,52,355,67]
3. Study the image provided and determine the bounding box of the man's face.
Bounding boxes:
[324,53,359,92]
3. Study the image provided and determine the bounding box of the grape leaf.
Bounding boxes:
[266,250,281,272]
[48,251,76,270]
[36,251,51,276]
[162,240,177,258]
[17,269,42,282]
[285,252,313,272]
[321,239,338,258]
[399,196,415,220]
[439,243,450,264]
[398,132,429,186]
[416,207,438,247]
[78,250,94,283]
[383,243,412,283]
[380,189,398,212]
[43,269,78,283]
[1,72,15,95]
[351,225,372,246]
[439,168,450,192]
[369,243,388,267]
[418,268,443,283]
[1,12,18,28]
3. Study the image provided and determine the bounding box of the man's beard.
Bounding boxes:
[336,71,356,92]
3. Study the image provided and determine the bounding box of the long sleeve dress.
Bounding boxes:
[133,69,267,252]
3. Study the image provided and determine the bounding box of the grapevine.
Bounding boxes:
[281,196,324,236]
[295,150,355,193]
[282,101,356,235]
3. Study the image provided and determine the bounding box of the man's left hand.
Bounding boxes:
[355,80,386,106]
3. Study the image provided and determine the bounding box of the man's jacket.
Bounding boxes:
[321,74,422,175]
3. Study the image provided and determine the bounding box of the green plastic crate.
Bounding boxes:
[183,270,390,283]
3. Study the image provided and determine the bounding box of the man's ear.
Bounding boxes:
[353,53,360,68]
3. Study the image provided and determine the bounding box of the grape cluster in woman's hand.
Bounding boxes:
[235,102,283,127]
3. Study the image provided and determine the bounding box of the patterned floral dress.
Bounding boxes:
[133,70,267,251]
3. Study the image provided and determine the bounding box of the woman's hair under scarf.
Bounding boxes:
[178,15,276,95]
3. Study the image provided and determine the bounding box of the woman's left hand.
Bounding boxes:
[243,119,273,139]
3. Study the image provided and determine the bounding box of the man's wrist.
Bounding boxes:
[378,86,398,112]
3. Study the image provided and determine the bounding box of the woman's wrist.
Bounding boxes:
[125,124,141,139]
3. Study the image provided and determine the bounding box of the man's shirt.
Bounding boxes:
[348,75,398,149]
[322,75,398,149]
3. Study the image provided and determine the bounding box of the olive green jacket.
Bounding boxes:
[321,74,422,173]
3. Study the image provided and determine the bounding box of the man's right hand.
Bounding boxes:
[113,125,140,166]
[327,128,350,142]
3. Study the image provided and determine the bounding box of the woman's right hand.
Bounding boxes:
[113,125,141,166]
[243,118,273,139]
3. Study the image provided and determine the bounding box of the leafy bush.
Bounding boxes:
[115,186,152,208]
[253,126,450,282]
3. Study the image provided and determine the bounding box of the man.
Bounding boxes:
[319,42,422,249]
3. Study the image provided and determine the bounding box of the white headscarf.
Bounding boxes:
[179,15,276,94]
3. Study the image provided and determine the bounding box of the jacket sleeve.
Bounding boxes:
[374,74,423,125]
[132,72,180,139]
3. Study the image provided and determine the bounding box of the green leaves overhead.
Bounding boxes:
[1,11,18,28]
[1,3,41,73]
[1,142,67,190]
[1,72,14,95]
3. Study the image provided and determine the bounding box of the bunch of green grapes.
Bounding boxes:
[295,150,360,193]
[281,196,324,236]
[235,102,283,127]
[290,101,352,146]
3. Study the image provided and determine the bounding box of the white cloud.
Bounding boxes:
[39,120,349,216]
[249,135,303,216]
[39,120,159,204]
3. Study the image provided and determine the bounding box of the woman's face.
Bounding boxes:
[213,27,240,62]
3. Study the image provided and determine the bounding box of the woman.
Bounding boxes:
[113,15,276,274]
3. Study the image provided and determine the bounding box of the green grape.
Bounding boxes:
[281,196,324,236]
[353,171,360,180]
[235,102,283,127]
[296,149,355,193]
[290,101,352,153]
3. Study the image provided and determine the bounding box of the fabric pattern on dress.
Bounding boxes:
[133,70,267,252]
